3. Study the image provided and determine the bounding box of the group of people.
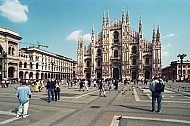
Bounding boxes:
[15,78,61,118]
[46,78,61,103]
[14,75,164,118]
[79,79,89,92]
[1,79,17,88]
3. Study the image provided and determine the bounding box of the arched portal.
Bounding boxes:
[25,72,29,79]
[97,72,101,79]
[86,73,91,79]
[145,71,150,79]
[41,73,44,79]
[132,71,137,81]
[48,73,50,78]
[19,71,24,79]
[8,67,14,78]
[29,72,33,79]
[113,68,119,80]
[36,72,39,80]
[45,73,47,79]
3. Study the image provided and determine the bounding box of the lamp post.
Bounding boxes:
[2,51,7,79]
[177,54,187,81]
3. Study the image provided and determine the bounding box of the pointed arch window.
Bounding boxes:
[36,63,39,69]
[30,62,33,69]
[145,57,149,65]
[19,62,22,68]
[8,47,11,55]
[0,46,3,55]
[24,62,27,68]
[86,60,90,67]
[80,43,82,48]
[132,58,136,65]
[12,48,14,55]
[113,31,119,43]
[132,46,137,54]
[97,60,101,67]
[97,49,101,56]
[114,50,118,57]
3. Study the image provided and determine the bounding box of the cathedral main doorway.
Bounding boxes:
[86,73,91,79]
[132,71,137,81]
[113,68,119,80]
[145,71,150,79]
[97,72,102,79]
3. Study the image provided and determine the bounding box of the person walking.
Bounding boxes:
[46,78,56,103]
[98,79,106,97]
[149,76,163,113]
[1,79,6,88]
[35,80,41,92]
[93,79,96,87]
[16,80,32,118]
[79,79,84,92]
[84,79,89,91]
[54,79,60,101]
[114,79,118,91]
[108,79,113,91]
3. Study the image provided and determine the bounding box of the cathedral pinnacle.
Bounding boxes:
[122,8,126,23]
[102,11,106,28]
[153,25,156,38]
[92,22,95,34]
[156,25,161,42]
[126,9,130,26]
[106,10,110,25]
[139,17,143,33]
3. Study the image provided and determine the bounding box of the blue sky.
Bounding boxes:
[0,0,189,68]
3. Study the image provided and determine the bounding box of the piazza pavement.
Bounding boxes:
[0,80,190,126]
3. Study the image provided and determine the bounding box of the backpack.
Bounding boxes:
[155,80,165,92]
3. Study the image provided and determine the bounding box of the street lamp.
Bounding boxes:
[177,54,187,81]
[2,51,7,78]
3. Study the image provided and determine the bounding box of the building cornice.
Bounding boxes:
[0,27,22,40]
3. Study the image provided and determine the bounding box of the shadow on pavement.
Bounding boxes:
[11,108,18,114]
[119,105,151,112]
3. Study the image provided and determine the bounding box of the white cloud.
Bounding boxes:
[0,0,28,23]
[162,43,172,58]
[66,30,91,41]
[66,30,82,41]
[162,51,170,57]
[162,33,175,39]
[162,43,172,50]
[83,33,91,41]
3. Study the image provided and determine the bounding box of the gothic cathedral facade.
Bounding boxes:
[77,10,161,81]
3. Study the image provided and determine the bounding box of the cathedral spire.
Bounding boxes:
[91,22,95,44]
[102,11,106,28]
[126,9,130,26]
[139,17,143,38]
[157,25,160,35]
[156,25,161,42]
[92,22,95,35]
[153,25,156,38]
[106,10,110,26]
[122,8,126,23]
[139,17,142,33]
[152,25,156,44]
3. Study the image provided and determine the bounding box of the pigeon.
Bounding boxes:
[117,116,122,120]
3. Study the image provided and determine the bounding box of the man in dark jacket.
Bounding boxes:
[149,76,163,113]
[46,78,55,103]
